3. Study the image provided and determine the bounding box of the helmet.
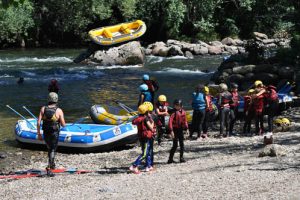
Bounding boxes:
[230,83,238,89]
[281,118,290,126]
[254,80,263,87]
[274,118,282,126]
[204,86,209,94]
[173,99,182,106]
[158,95,167,102]
[143,101,153,111]
[138,104,148,114]
[48,92,58,103]
[219,83,228,92]
[139,84,148,91]
[196,84,204,91]
[143,74,150,81]
[248,89,255,94]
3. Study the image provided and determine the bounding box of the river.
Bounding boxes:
[0,48,222,152]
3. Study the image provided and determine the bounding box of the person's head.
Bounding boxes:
[48,92,58,104]
[173,99,183,110]
[196,84,204,93]
[143,101,153,112]
[51,79,58,85]
[230,83,238,91]
[204,86,209,95]
[138,104,148,115]
[139,84,148,92]
[219,83,228,92]
[254,80,263,88]
[142,74,150,81]
[158,95,167,103]
[248,89,255,95]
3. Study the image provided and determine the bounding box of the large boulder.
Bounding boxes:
[228,74,245,84]
[221,37,237,46]
[208,46,222,55]
[168,45,184,56]
[193,45,209,55]
[185,51,194,59]
[278,66,295,79]
[253,64,273,73]
[158,46,171,57]
[210,41,223,47]
[253,32,268,40]
[92,41,145,65]
[224,45,239,54]
[167,40,195,52]
[232,65,255,75]
[150,42,167,55]
[253,73,278,84]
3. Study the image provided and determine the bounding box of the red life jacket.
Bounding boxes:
[230,91,239,108]
[144,80,158,93]
[132,115,154,139]
[206,95,213,112]
[169,109,188,131]
[265,85,278,102]
[218,92,232,108]
[252,94,264,113]
[155,102,169,113]
[243,95,252,113]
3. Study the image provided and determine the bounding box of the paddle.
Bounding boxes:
[6,105,36,129]
[22,106,38,120]
[113,100,135,113]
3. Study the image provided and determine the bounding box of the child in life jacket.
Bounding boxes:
[130,104,155,174]
[217,83,232,137]
[264,85,278,133]
[138,84,153,107]
[252,80,265,135]
[168,99,189,164]
[202,86,214,138]
[142,74,159,104]
[155,95,169,145]
[243,89,255,135]
[229,83,239,135]
[190,84,206,139]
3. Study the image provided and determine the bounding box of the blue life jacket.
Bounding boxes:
[142,91,152,102]
[192,92,206,110]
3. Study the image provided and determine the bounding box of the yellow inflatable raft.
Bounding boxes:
[89,20,147,46]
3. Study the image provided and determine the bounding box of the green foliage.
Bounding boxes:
[0,0,34,45]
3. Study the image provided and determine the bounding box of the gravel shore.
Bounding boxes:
[1,107,300,200]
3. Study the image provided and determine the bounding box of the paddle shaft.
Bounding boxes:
[6,105,36,129]
[22,106,38,120]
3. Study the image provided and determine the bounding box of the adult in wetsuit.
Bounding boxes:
[37,92,66,176]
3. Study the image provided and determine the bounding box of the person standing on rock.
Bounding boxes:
[137,84,153,107]
[130,104,155,173]
[190,84,206,139]
[252,80,265,135]
[217,83,232,137]
[229,83,240,136]
[37,92,66,177]
[168,99,189,163]
[142,74,159,104]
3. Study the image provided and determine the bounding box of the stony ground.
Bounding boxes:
[0,107,300,200]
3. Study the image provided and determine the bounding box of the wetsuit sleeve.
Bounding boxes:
[169,113,174,131]
[183,110,188,130]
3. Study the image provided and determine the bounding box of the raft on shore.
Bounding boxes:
[89,20,146,46]
[15,119,137,152]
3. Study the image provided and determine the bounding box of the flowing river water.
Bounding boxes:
[0,48,222,152]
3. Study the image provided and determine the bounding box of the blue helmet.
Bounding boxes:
[139,84,148,91]
[143,74,150,81]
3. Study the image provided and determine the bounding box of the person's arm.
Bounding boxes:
[37,107,44,140]
[58,109,66,127]
[146,119,154,131]
[168,113,175,139]
[254,88,266,97]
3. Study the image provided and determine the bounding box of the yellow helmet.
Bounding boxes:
[281,118,290,126]
[274,118,282,126]
[158,95,167,102]
[204,86,209,94]
[143,101,153,111]
[254,80,263,87]
[248,89,255,94]
[138,104,148,114]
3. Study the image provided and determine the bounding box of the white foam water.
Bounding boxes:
[0,57,72,63]
[155,68,214,74]
[95,65,142,70]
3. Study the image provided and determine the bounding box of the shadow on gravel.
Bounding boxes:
[96,167,132,175]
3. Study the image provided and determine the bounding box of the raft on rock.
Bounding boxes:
[89,20,146,46]
[15,119,137,151]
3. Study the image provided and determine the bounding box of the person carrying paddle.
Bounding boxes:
[37,92,66,177]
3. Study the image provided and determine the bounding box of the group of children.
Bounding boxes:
[130,75,279,173]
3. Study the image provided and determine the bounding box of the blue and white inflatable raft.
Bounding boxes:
[15,119,138,151]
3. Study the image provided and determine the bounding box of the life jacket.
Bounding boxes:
[155,102,169,126]
[42,106,59,132]
[141,91,152,103]
[218,92,232,109]
[132,115,154,139]
[243,95,252,113]
[192,92,206,111]
[252,94,264,113]
[169,109,188,131]
[265,85,278,102]
[230,91,239,108]
[144,80,159,93]
[205,95,213,112]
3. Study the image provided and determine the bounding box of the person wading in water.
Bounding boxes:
[37,92,66,177]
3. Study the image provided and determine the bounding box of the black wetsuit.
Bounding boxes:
[42,105,60,169]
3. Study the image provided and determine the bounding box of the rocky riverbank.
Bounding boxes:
[1,107,300,199]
